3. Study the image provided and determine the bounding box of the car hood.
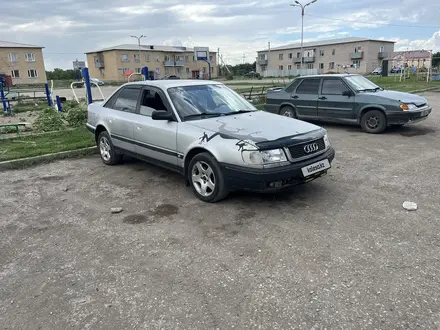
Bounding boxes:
[186,111,323,143]
[366,90,428,105]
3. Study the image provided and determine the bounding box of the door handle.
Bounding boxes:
[319,96,327,100]
[292,95,299,99]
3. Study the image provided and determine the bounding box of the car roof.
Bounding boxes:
[123,79,223,89]
[300,73,360,79]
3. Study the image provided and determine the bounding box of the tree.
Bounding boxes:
[432,52,440,68]
[46,68,81,80]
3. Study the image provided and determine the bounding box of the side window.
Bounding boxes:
[295,79,320,95]
[139,88,168,117]
[113,87,141,112]
[321,79,348,95]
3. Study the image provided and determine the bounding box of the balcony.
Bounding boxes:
[293,57,302,63]
[175,60,184,66]
[258,59,268,66]
[164,60,185,66]
[303,56,315,63]
[164,60,175,66]
[350,51,363,59]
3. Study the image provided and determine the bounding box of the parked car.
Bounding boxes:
[244,71,261,78]
[264,74,432,134]
[163,75,181,80]
[90,77,105,86]
[86,80,335,202]
[371,67,382,75]
[390,67,402,74]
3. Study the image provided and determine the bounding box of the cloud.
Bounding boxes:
[1,0,439,70]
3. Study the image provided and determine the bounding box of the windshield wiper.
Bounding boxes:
[183,112,224,120]
[221,110,255,116]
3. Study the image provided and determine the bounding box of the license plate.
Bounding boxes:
[301,159,331,177]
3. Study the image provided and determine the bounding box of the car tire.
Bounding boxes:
[279,105,296,118]
[360,110,387,134]
[188,152,229,203]
[97,131,122,165]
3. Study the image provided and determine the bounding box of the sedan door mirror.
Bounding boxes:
[152,110,174,121]
[342,90,354,97]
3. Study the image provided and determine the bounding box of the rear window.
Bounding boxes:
[296,79,320,95]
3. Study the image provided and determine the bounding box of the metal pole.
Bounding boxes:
[0,84,8,113]
[131,35,145,71]
[81,67,93,105]
[44,83,52,107]
[300,6,304,71]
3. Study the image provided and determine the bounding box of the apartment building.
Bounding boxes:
[391,50,432,69]
[0,41,47,85]
[85,44,217,82]
[256,37,395,76]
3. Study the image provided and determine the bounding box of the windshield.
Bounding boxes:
[345,75,382,91]
[167,84,257,120]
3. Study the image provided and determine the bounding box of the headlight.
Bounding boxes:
[242,148,289,167]
[323,133,331,149]
[400,103,417,111]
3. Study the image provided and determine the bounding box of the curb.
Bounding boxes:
[0,147,98,171]
[408,87,440,94]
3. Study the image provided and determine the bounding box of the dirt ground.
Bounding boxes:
[1,92,440,329]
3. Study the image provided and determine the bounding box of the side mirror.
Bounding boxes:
[152,110,174,121]
[342,90,354,97]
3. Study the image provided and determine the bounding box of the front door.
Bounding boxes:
[133,86,178,166]
[318,78,356,120]
[292,78,320,118]
[105,85,142,152]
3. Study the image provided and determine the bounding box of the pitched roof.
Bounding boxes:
[258,37,395,52]
[85,44,216,54]
[0,40,44,48]
[392,50,431,59]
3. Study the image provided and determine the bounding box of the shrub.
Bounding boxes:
[33,107,65,132]
[63,101,87,127]
[226,74,234,80]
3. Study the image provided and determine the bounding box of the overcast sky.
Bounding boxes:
[2,0,440,70]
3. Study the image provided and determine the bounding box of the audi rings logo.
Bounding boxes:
[304,143,319,153]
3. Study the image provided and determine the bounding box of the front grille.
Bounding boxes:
[288,138,325,160]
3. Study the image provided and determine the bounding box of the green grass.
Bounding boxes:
[368,75,440,92]
[0,127,95,162]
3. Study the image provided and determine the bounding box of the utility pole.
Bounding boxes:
[290,0,317,71]
[217,47,220,77]
[131,35,146,69]
[242,53,246,64]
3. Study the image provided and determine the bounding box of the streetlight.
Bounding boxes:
[290,0,317,71]
[131,35,146,67]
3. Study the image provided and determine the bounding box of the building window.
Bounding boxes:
[134,54,140,63]
[11,70,20,78]
[146,54,150,62]
[352,60,361,68]
[186,68,190,73]
[135,68,141,74]
[165,67,170,74]
[185,55,189,62]
[319,63,324,69]
[288,53,293,59]
[177,67,182,74]
[121,54,129,62]
[25,53,35,62]
[354,46,362,53]
[279,54,284,60]
[332,49,335,55]
[259,54,267,60]
[209,55,213,61]
[28,69,38,78]
[8,53,17,62]
[329,62,335,69]
[193,56,195,61]
[307,63,314,69]
[211,67,214,73]
[379,46,384,52]
[296,64,301,69]
[279,65,284,70]
[319,50,324,56]
[288,64,292,70]
[122,68,131,74]
[296,52,300,58]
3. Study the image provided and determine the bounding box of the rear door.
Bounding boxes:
[318,78,356,120]
[104,85,142,152]
[292,78,320,117]
[133,86,178,166]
